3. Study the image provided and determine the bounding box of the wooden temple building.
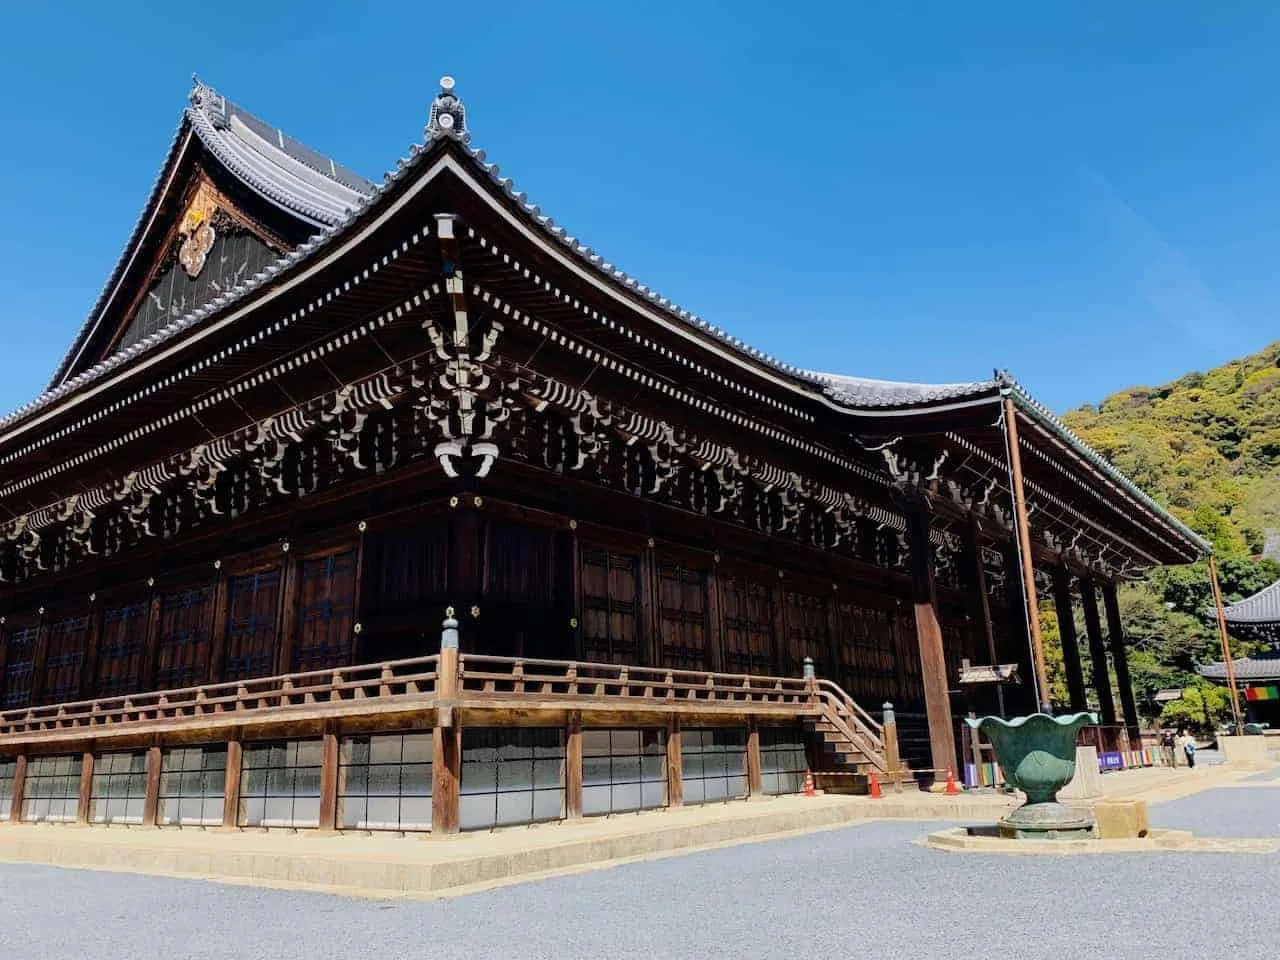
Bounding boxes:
[0,77,1208,833]
[1201,577,1280,728]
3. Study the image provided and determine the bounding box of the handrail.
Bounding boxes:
[456,654,814,707]
[814,679,883,736]
[0,650,899,752]
[0,655,441,737]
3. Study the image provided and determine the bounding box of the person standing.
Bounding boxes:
[1160,729,1176,768]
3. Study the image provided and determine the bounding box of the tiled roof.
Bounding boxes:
[1220,577,1280,624]
[44,79,372,390]
[1199,648,1280,681]
[807,371,999,409]
[185,80,372,226]
[0,77,1222,562]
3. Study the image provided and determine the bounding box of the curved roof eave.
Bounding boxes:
[1000,373,1211,557]
[46,79,374,393]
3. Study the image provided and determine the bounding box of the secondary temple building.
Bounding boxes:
[0,78,1208,833]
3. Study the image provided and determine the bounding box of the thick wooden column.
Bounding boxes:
[142,744,162,827]
[1101,581,1141,739]
[27,608,51,706]
[318,722,340,831]
[905,503,957,777]
[222,738,243,828]
[1000,543,1035,716]
[9,755,27,822]
[962,519,1003,717]
[1079,579,1116,725]
[746,718,763,796]
[1003,397,1051,712]
[77,750,95,824]
[666,715,683,807]
[431,615,462,834]
[565,711,583,819]
[1049,568,1087,712]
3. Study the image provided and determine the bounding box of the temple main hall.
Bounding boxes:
[0,77,1207,833]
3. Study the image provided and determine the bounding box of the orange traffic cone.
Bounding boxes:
[803,768,816,797]
[944,768,960,795]
[869,771,882,799]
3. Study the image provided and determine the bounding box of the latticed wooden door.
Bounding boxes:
[291,549,358,672]
[580,547,642,664]
[94,600,148,697]
[153,585,215,690]
[657,561,709,671]
[41,615,88,704]
[224,569,282,682]
[721,576,774,675]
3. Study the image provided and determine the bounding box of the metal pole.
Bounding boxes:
[1002,394,1051,713]
[1208,556,1244,734]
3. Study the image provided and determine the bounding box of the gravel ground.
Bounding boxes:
[1,818,1277,960]
[1151,786,1280,837]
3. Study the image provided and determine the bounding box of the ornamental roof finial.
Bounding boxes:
[426,75,469,144]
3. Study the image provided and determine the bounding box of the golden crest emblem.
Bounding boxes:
[178,185,218,278]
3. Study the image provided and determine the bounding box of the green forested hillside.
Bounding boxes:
[1050,340,1280,726]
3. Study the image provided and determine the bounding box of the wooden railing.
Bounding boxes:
[457,655,817,707]
[812,679,888,772]
[0,656,441,737]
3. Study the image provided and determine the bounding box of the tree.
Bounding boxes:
[1158,684,1232,735]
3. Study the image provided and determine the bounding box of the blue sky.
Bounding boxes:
[1,2,1278,414]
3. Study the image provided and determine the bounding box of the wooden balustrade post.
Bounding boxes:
[142,744,162,827]
[77,750,94,824]
[318,722,340,832]
[803,656,816,702]
[222,738,243,829]
[666,715,683,808]
[565,711,583,820]
[432,614,462,835]
[8,754,27,823]
[746,718,763,797]
[882,702,903,792]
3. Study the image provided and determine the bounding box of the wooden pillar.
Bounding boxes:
[1101,580,1142,740]
[77,750,94,824]
[1000,542,1035,716]
[276,545,300,675]
[318,722,339,831]
[9,754,27,822]
[1050,568,1087,712]
[905,502,957,777]
[746,718,763,797]
[1079,579,1116,725]
[222,738,243,829]
[963,519,1003,717]
[565,710,583,820]
[666,715,683,807]
[1208,557,1244,734]
[78,597,104,702]
[27,608,51,706]
[706,563,725,674]
[207,561,230,684]
[142,744,162,827]
[431,615,462,834]
[1002,396,1051,712]
[139,584,162,691]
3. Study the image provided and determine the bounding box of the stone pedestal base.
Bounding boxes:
[1093,800,1149,839]
[997,801,1095,840]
